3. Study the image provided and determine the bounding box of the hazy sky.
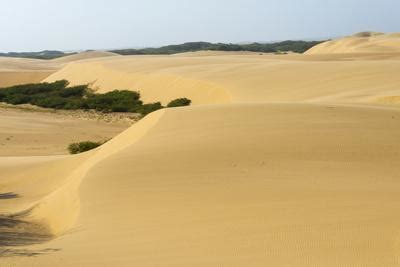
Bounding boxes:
[0,0,399,52]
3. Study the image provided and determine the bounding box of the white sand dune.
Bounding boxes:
[3,33,400,266]
[306,31,400,54]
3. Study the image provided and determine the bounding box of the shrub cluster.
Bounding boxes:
[0,80,191,116]
[68,141,104,154]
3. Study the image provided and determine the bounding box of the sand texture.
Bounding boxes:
[2,34,400,266]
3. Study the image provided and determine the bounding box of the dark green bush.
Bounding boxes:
[167,98,192,108]
[86,90,142,113]
[0,80,192,116]
[58,85,87,97]
[140,102,164,115]
[5,94,31,105]
[68,141,104,154]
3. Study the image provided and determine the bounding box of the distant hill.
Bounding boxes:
[0,40,324,60]
[110,40,324,55]
[0,50,76,60]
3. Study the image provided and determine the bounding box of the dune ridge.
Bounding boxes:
[0,110,165,235]
[0,51,120,87]
[45,52,400,106]
[306,32,400,54]
[51,51,119,63]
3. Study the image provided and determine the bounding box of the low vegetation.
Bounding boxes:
[111,40,324,55]
[68,141,104,154]
[0,80,191,116]
[0,50,75,60]
[167,98,192,107]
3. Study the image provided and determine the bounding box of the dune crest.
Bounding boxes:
[306,32,400,54]
[45,52,400,106]
[1,110,165,236]
[52,51,119,63]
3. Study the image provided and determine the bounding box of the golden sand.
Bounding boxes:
[2,34,400,266]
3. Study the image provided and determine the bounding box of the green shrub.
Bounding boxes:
[5,94,31,105]
[139,102,164,115]
[0,80,192,116]
[167,98,192,108]
[86,90,143,113]
[68,141,104,154]
[58,85,87,97]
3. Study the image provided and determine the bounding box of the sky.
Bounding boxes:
[0,0,399,52]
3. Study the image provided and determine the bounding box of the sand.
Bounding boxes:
[51,51,119,63]
[0,107,131,156]
[0,57,59,87]
[2,34,400,266]
[45,51,400,107]
[0,51,119,87]
[306,32,400,54]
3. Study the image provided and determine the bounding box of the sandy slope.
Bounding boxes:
[45,52,400,106]
[0,71,54,87]
[3,34,400,266]
[306,32,400,54]
[0,57,59,87]
[0,51,119,87]
[3,104,400,266]
[0,107,130,156]
[51,51,119,63]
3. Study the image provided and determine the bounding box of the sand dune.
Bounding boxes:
[306,32,400,54]
[0,107,130,156]
[0,57,59,71]
[0,71,54,87]
[52,51,119,63]
[3,33,400,266]
[0,57,59,87]
[0,51,119,87]
[45,52,400,106]
[3,104,400,266]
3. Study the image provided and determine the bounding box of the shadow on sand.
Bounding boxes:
[0,192,20,199]
[0,192,60,257]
